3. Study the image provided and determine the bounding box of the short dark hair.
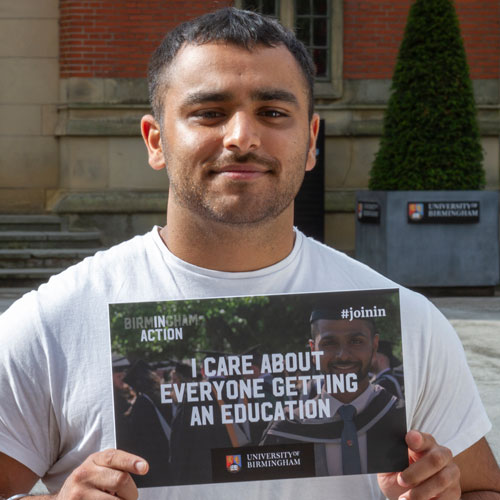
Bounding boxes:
[148,7,315,121]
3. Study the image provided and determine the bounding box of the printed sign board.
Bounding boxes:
[109,289,407,488]
[357,201,381,223]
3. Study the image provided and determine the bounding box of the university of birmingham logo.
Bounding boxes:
[408,203,424,221]
[357,202,363,220]
[226,454,242,473]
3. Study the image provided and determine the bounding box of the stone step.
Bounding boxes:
[0,248,103,269]
[0,268,66,287]
[0,287,33,313]
[0,215,64,232]
[0,231,102,249]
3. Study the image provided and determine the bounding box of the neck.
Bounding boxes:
[160,201,296,272]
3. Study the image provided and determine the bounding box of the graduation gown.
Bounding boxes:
[261,388,408,475]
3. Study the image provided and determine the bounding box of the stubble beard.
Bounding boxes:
[164,146,310,227]
[326,353,374,388]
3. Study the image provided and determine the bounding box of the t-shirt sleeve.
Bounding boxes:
[402,292,491,456]
[0,292,58,477]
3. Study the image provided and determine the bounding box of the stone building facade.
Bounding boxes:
[1,0,499,251]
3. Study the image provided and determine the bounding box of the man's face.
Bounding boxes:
[143,42,319,226]
[112,370,127,390]
[309,319,379,388]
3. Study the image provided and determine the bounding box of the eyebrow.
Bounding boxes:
[182,91,233,106]
[251,89,299,107]
[181,88,299,107]
[318,331,370,340]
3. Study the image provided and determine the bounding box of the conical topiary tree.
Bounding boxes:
[369,0,485,190]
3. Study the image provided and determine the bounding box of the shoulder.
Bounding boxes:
[297,232,434,314]
[39,229,157,303]
[297,231,399,291]
[295,232,456,361]
[0,229,159,342]
[62,229,156,285]
[375,371,405,399]
[360,387,405,427]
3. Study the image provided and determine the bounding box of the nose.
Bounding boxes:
[223,111,261,154]
[334,344,351,361]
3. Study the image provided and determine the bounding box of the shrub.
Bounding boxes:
[369,0,484,190]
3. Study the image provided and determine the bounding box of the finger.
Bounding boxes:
[406,430,433,456]
[398,463,460,500]
[74,466,139,500]
[99,468,139,500]
[65,461,139,500]
[398,443,453,490]
[92,449,149,476]
[378,471,407,500]
[91,449,147,500]
[82,490,127,500]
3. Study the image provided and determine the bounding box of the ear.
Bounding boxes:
[141,114,166,171]
[309,339,315,351]
[305,113,320,172]
[372,334,380,354]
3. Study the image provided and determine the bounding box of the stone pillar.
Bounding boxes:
[0,0,59,212]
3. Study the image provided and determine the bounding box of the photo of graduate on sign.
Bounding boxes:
[109,288,407,488]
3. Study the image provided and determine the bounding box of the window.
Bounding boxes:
[295,0,329,79]
[237,0,343,98]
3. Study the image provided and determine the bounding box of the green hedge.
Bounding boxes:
[369,0,484,190]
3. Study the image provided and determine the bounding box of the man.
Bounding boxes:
[371,340,405,399]
[111,354,135,456]
[0,7,499,500]
[120,360,172,487]
[262,303,408,475]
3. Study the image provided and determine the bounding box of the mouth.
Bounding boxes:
[211,163,271,181]
[327,362,360,374]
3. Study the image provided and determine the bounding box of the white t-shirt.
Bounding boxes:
[0,227,490,499]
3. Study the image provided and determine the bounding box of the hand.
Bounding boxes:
[378,430,461,500]
[55,449,148,500]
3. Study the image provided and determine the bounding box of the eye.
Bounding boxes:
[350,336,366,345]
[190,109,226,122]
[201,111,223,118]
[319,338,337,349]
[259,109,289,119]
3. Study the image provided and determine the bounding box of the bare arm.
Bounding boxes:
[462,494,500,500]
[456,438,500,499]
[0,452,39,498]
[0,449,148,500]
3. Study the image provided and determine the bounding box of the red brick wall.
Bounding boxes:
[455,0,500,79]
[60,0,499,80]
[60,0,231,78]
[344,0,411,79]
[344,0,500,79]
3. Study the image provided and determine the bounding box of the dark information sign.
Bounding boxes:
[357,201,380,223]
[408,201,480,224]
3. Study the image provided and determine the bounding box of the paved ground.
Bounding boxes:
[431,296,500,463]
[0,289,498,495]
